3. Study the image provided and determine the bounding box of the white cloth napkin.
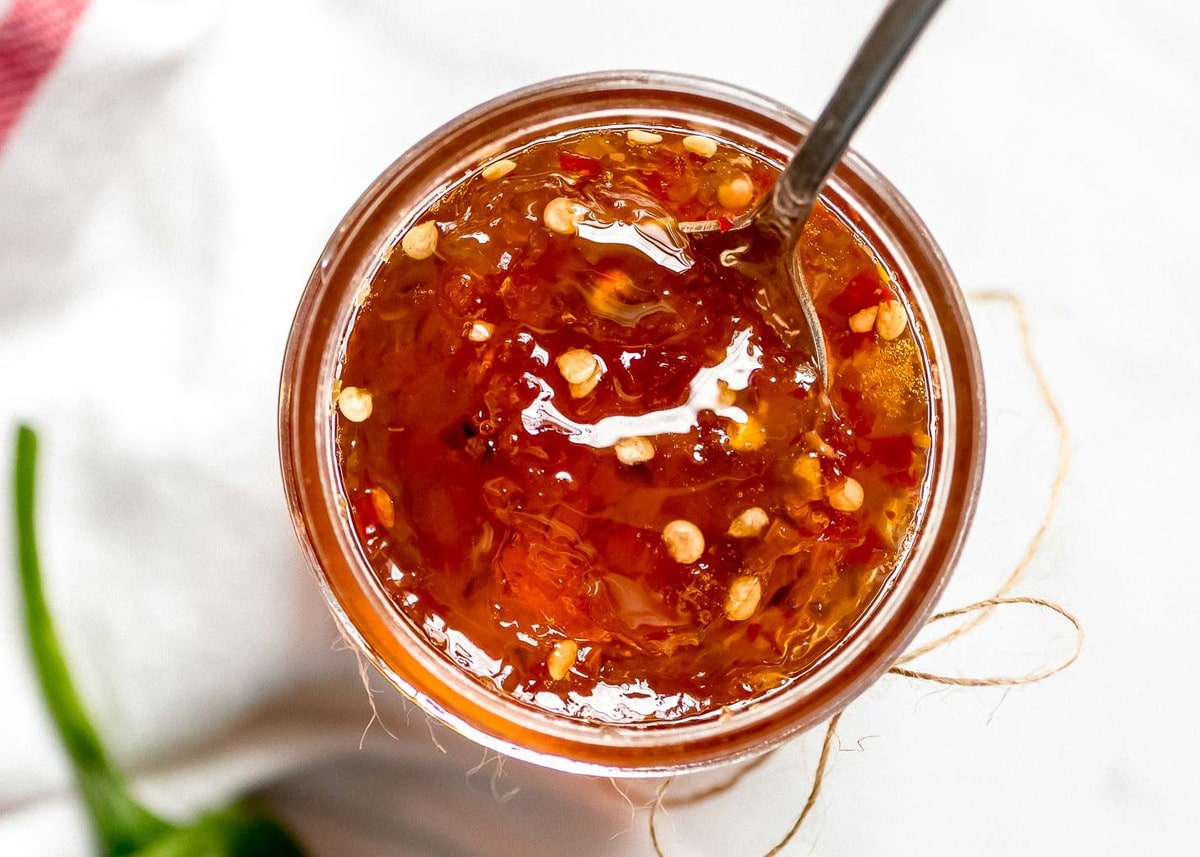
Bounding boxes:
[3,1,1198,855]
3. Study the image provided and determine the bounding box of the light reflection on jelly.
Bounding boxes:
[519,327,762,450]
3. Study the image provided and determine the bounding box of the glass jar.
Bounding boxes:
[279,71,985,776]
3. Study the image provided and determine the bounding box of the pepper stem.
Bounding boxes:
[13,426,173,855]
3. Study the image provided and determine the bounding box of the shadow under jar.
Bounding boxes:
[279,71,985,776]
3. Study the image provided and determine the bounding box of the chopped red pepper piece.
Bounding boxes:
[557,150,603,175]
[830,270,885,316]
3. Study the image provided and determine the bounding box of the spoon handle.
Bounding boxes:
[771,0,945,241]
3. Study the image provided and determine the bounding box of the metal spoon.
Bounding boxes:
[681,0,945,388]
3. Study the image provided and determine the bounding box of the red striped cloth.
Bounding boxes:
[0,0,88,152]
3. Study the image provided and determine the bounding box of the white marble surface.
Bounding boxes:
[1,0,1196,853]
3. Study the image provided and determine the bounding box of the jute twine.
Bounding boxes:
[646,291,1083,856]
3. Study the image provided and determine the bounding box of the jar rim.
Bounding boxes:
[279,70,986,776]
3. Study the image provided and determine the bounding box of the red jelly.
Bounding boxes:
[332,127,930,723]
